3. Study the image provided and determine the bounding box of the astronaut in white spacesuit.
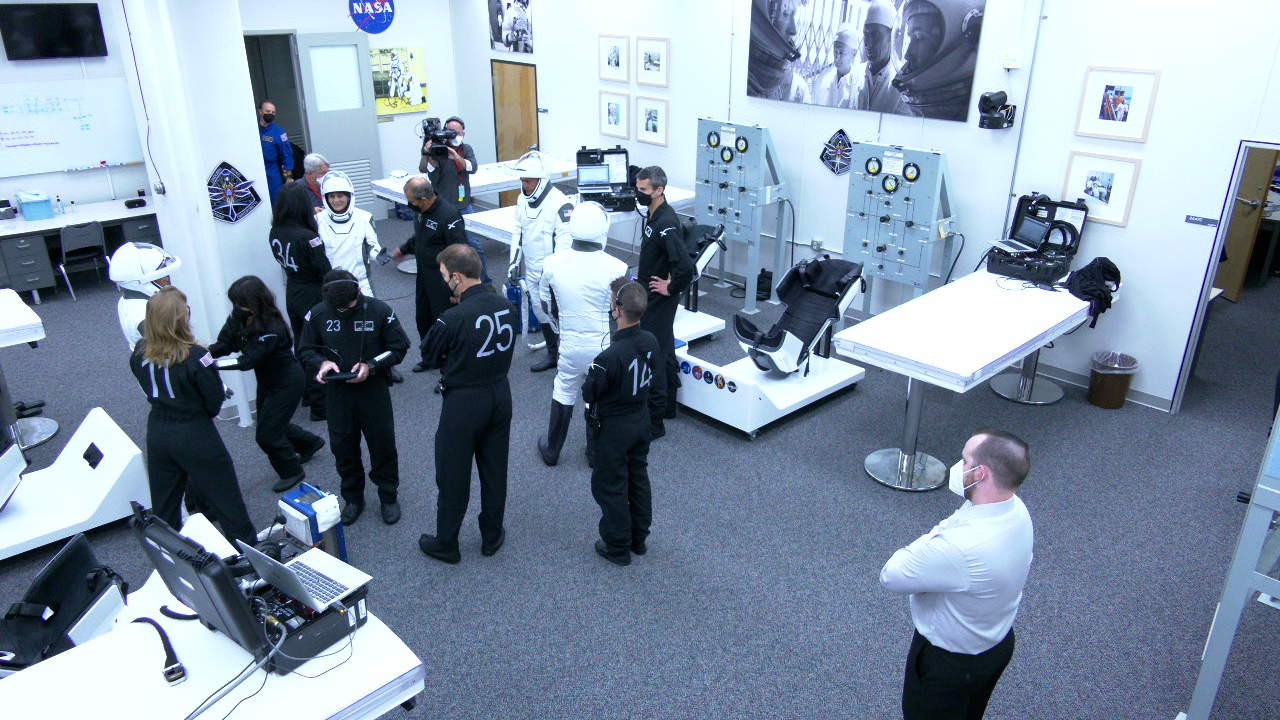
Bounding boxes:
[536,202,627,466]
[507,151,574,373]
[108,242,182,350]
[317,170,382,297]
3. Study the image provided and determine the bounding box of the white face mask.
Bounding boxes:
[948,461,980,499]
[449,136,463,147]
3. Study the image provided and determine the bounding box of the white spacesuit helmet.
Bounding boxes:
[321,170,355,223]
[568,201,609,249]
[108,242,181,296]
[508,150,551,203]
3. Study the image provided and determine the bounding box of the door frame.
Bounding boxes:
[1171,139,1280,413]
[243,31,309,157]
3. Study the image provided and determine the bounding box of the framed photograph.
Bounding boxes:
[599,91,629,140]
[489,0,533,54]
[1075,66,1160,142]
[636,36,670,87]
[599,34,628,83]
[635,96,668,146]
[1062,151,1141,226]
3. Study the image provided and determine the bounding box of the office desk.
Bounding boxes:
[463,186,696,248]
[371,154,577,205]
[0,517,426,719]
[0,200,160,302]
[833,271,1089,491]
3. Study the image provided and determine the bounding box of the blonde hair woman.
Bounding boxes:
[129,286,256,544]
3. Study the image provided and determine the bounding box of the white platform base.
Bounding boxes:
[675,349,864,438]
[674,307,725,344]
[0,408,150,561]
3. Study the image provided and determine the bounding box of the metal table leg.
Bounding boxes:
[16,417,58,449]
[990,348,1064,405]
[865,377,945,491]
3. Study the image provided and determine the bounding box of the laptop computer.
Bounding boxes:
[577,164,611,191]
[236,540,372,613]
[988,214,1052,255]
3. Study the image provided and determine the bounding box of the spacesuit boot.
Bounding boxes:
[537,401,573,466]
[530,326,559,373]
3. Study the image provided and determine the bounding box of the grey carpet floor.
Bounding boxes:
[1,223,1277,719]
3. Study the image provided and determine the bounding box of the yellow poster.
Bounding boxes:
[371,47,427,116]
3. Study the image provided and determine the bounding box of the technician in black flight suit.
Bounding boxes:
[209,275,325,494]
[271,182,333,420]
[418,244,516,565]
[583,278,659,566]
[129,286,256,546]
[298,270,410,527]
[390,176,469,373]
[635,165,694,440]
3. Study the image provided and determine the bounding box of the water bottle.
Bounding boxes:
[56,195,64,215]
[68,200,75,213]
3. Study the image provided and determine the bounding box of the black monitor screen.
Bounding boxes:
[128,504,268,661]
[0,3,108,60]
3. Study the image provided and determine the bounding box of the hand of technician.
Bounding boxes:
[648,274,671,296]
[348,363,370,383]
[391,247,405,261]
[317,360,341,383]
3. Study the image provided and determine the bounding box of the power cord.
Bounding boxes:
[944,233,966,283]
[183,621,288,720]
[119,1,164,192]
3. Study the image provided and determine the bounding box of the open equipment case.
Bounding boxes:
[986,193,1088,285]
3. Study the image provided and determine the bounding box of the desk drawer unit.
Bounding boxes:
[121,216,161,244]
[1,235,55,292]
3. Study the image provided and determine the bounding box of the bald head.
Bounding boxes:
[405,176,436,210]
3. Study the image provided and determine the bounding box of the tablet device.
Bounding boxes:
[323,371,359,382]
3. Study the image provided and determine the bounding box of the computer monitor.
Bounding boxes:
[604,154,628,184]
[577,164,610,187]
[128,503,269,661]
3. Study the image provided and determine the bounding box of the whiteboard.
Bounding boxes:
[0,77,144,178]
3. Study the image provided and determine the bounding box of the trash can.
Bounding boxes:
[1088,351,1139,409]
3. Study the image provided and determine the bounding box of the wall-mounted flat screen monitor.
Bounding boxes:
[0,3,108,61]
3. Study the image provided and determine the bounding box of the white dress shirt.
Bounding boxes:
[880,495,1034,654]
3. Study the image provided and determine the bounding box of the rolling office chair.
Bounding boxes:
[0,533,127,677]
[57,221,108,301]
[733,255,864,376]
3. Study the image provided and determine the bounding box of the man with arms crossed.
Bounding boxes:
[880,429,1034,720]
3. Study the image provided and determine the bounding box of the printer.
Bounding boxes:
[576,145,636,212]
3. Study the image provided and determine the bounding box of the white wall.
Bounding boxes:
[237,0,461,183]
[0,1,150,205]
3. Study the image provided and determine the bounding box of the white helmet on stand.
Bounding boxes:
[321,170,355,222]
[507,150,551,204]
[108,242,181,296]
[569,202,609,249]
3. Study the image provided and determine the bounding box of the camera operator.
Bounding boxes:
[419,116,490,284]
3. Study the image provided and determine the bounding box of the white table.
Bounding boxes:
[371,154,578,205]
[833,271,1089,490]
[0,288,57,449]
[0,198,156,241]
[0,516,425,718]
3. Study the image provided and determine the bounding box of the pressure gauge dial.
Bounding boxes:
[707,131,720,148]
[720,147,735,163]
[735,136,749,154]
[882,175,900,194]
[903,163,920,182]
[865,157,882,176]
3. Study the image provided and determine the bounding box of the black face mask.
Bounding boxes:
[634,189,653,206]
[231,306,251,321]
[262,113,276,124]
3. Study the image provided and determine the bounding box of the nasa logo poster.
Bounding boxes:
[350,1,395,34]
[207,162,260,223]
[747,0,987,122]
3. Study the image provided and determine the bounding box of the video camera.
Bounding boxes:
[419,117,456,157]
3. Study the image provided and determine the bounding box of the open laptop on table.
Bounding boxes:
[236,541,371,613]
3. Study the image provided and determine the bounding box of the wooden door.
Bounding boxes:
[1214,147,1279,302]
[491,60,539,208]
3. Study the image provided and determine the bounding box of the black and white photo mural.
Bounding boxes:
[747,0,987,122]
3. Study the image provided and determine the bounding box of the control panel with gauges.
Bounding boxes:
[695,118,791,314]
[843,142,957,295]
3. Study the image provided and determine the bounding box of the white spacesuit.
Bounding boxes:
[507,151,573,372]
[107,242,182,350]
[536,202,627,466]
[317,170,382,297]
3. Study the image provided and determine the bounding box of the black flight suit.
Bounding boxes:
[637,200,694,435]
[399,197,468,357]
[297,296,409,508]
[420,285,516,550]
[271,222,332,413]
[129,344,256,546]
[583,325,659,557]
[209,311,323,483]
